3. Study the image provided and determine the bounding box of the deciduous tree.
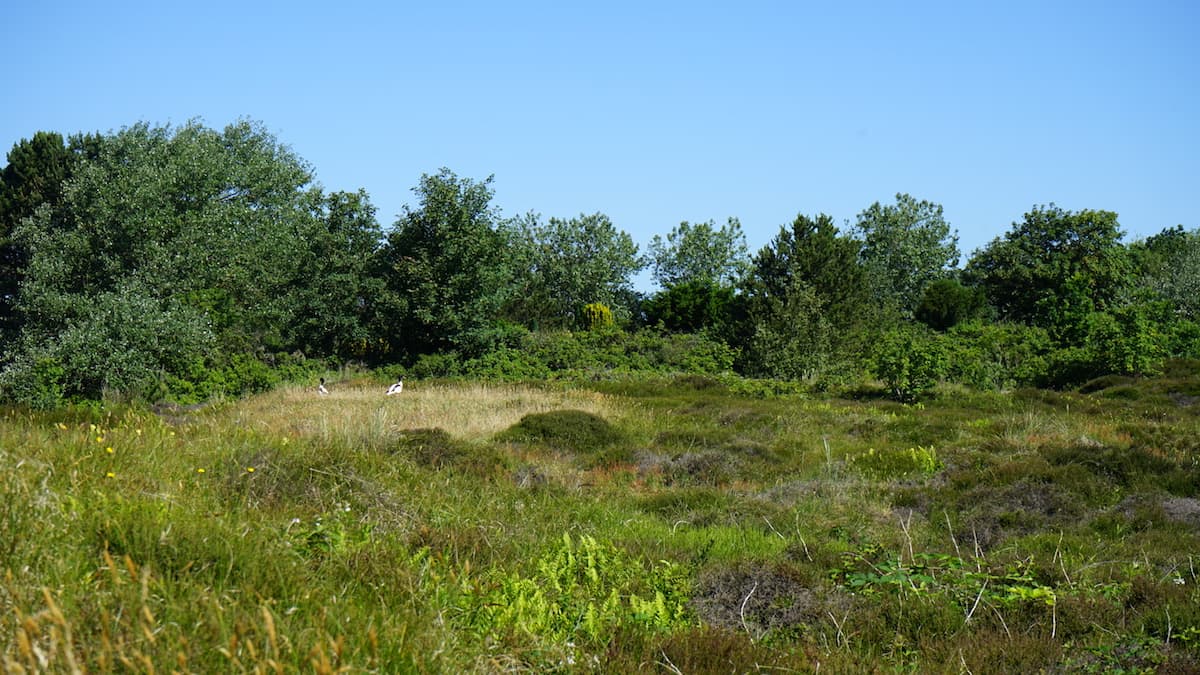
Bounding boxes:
[374,169,515,356]
[965,205,1132,339]
[647,218,748,288]
[853,193,959,315]
[507,212,643,328]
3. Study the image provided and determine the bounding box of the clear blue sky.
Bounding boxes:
[3,1,1196,289]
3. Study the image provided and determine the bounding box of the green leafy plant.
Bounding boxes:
[454,533,694,643]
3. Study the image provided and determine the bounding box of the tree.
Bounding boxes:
[507,212,643,329]
[964,205,1132,339]
[647,218,749,288]
[853,194,959,315]
[0,131,100,340]
[374,169,515,357]
[1132,225,1200,320]
[744,213,869,333]
[1,119,321,404]
[643,279,736,335]
[288,189,385,360]
[738,213,870,379]
[915,278,987,331]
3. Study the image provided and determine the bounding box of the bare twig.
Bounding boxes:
[740,581,759,641]
[658,650,683,675]
[763,516,786,541]
[944,510,961,559]
[827,611,849,649]
[965,580,988,623]
[899,511,915,564]
[796,533,813,562]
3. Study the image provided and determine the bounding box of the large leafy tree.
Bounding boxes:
[1132,225,1200,320]
[507,212,643,328]
[739,213,870,378]
[374,169,515,356]
[647,218,749,288]
[1,119,321,403]
[852,193,959,316]
[0,132,100,339]
[965,205,1132,337]
[288,189,384,359]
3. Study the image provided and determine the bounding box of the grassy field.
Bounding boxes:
[2,366,1199,673]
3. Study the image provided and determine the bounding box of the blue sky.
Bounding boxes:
[3,1,1196,289]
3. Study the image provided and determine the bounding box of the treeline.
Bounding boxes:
[0,119,1196,406]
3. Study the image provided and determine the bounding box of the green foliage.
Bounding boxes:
[1132,225,1200,320]
[742,280,834,380]
[1,120,329,403]
[408,351,463,379]
[830,546,1058,616]
[374,169,514,356]
[745,212,870,334]
[497,409,625,456]
[0,131,98,337]
[516,328,735,377]
[647,217,749,288]
[454,533,694,644]
[288,189,384,360]
[739,213,870,381]
[916,277,987,331]
[1084,304,1169,378]
[853,193,960,315]
[507,212,643,328]
[461,347,551,381]
[873,325,948,402]
[848,445,942,479]
[581,302,615,331]
[965,204,1133,333]
[643,278,736,335]
[944,320,1052,389]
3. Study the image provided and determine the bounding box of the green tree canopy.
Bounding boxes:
[1,119,323,403]
[965,205,1132,337]
[288,189,384,360]
[0,131,101,337]
[507,211,643,328]
[647,218,749,288]
[1131,225,1200,320]
[739,213,870,379]
[374,169,515,357]
[852,193,959,315]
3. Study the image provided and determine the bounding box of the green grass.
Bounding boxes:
[2,372,1200,672]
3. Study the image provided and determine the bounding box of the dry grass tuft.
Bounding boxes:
[203,380,623,445]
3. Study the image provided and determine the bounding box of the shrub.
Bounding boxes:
[873,325,948,402]
[461,347,551,381]
[915,278,986,331]
[496,410,629,465]
[848,445,942,480]
[945,320,1052,389]
[581,302,615,331]
[408,351,463,379]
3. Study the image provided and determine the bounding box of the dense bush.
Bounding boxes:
[873,325,948,402]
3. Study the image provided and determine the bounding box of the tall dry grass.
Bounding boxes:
[211,379,625,446]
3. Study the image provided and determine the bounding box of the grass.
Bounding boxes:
[2,371,1200,672]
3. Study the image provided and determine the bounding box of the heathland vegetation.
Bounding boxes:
[1,120,1198,671]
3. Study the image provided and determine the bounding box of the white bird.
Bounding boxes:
[385,378,404,396]
[318,377,329,396]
